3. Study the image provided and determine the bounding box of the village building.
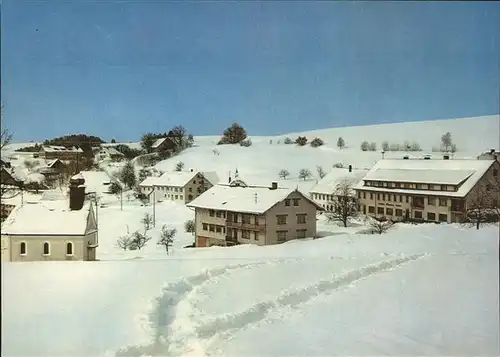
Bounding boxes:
[354,157,499,223]
[309,165,369,211]
[93,147,125,162]
[186,175,324,248]
[151,137,176,153]
[0,174,98,262]
[139,170,219,204]
[38,145,84,161]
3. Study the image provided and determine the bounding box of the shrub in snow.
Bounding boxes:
[310,137,324,148]
[175,161,185,171]
[369,217,395,234]
[298,168,312,180]
[239,138,252,147]
[295,136,308,146]
[278,169,290,180]
[218,123,247,145]
[129,231,151,250]
[184,219,195,234]
[284,137,293,145]
[333,162,344,168]
[158,225,176,255]
[360,141,369,151]
[381,141,390,152]
[368,142,377,151]
[116,235,133,250]
[109,181,122,195]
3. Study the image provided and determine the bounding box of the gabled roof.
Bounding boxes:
[201,171,220,186]
[139,171,197,188]
[151,137,173,149]
[310,168,369,194]
[46,159,65,168]
[187,184,323,214]
[1,200,92,236]
[354,158,496,197]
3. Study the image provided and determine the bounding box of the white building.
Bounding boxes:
[309,166,369,211]
[139,170,219,204]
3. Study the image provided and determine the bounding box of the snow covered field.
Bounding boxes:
[2,115,500,357]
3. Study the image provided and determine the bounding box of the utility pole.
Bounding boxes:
[153,185,156,227]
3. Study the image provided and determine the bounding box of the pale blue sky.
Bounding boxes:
[2,1,500,142]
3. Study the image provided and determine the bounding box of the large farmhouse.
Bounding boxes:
[354,158,499,223]
[139,170,219,205]
[186,177,324,247]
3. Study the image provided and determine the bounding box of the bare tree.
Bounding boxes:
[381,141,390,152]
[337,137,345,150]
[370,217,395,234]
[298,168,312,180]
[441,132,453,152]
[141,213,154,232]
[360,141,369,151]
[175,161,184,171]
[0,104,13,151]
[279,169,290,180]
[368,142,377,151]
[326,179,358,227]
[316,165,326,179]
[463,183,499,230]
[184,219,195,233]
[158,225,176,255]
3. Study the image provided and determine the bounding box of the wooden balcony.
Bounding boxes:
[225,220,266,232]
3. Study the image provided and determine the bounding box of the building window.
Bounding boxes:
[428,197,436,205]
[439,198,447,207]
[427,212,436,221]
[216,226,222,233]
[277,230,287,242]
[241,230,250,239]
[209,224,215,232]
[66,242,74,255]
[296,229,307,239]
[175,195,178,200]
[189,187,192,192]
[395,209,402,217]
[377,207,384,214]
[216,211,222,218]
[370,193,374,200]
[285,199,290,206]
[493,169,498,177]
[296,214,307,224]
[209,210,215,217]
[242,215,251,224]
[188,194,193,201]
[357,191,361,199]
[368,206,375,213]
[293,198,300,206]
[277,215,287,225]
[414,211,422,219]
[377,193,381,200]
[405,196,409,203]
[180,195,183,200]
[43,242,50,256]
[202,223,208,230]
[395,182,401,188]
[439,213,448,222]
[20,242,27,255]
[386,208,393,216]
[387,194,391,202]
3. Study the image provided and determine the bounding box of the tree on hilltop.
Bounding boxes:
[218,123,247,145]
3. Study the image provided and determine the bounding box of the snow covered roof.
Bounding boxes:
[1,200,92,236]
[46,159,64,168]
[79,171,112,193]
[310,168,369,194]
[139,171,202,188]
[151,137,172,149]
[187,184,323,214]
[354,159,496,197]
[41,145,84,153]
[201,171,220,186]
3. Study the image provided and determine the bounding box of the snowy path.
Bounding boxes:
[116,253,426,357]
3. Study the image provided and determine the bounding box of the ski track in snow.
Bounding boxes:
[114,253,426,357]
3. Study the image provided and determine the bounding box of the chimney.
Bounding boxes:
[270,181,278,190]
[490,148,496,154]
[348,165,352,173]
[69,173,86,211]
[228,171,232,183]
[190,168,194,172]
[443,154,450,160]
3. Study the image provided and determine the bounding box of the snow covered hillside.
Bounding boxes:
[2,225,498,357]
[1,115,499,357]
